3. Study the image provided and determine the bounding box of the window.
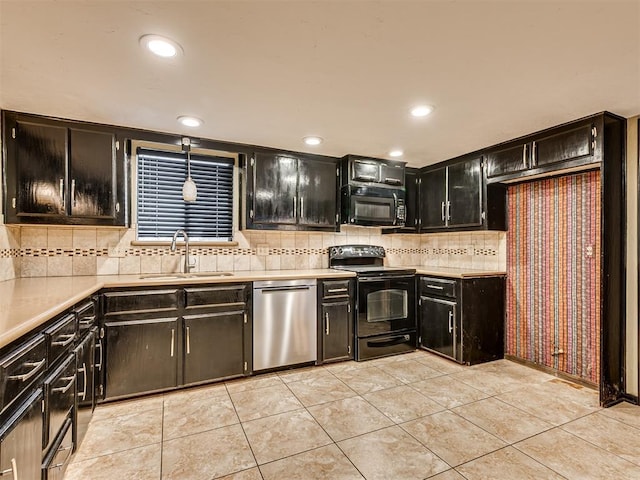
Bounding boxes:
[136,147,234,241]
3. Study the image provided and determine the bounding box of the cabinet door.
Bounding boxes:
[298,157,338,228]
[0,390,43,480]
[252,153,298,225]
[404,169,419,230]
[74,330,96,447]
[380,163,404,186]
[419,297,457,361]
[532,123,594,168]
[15,121,68,216]
[69,128,116,218]
[321,301,353,362]
[183,311,245,385]
[419,167,447,229]
[447,157,482,227]
[104,318,178,399]
[485,142,529,179]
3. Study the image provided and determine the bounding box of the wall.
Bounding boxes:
[0,225,20,282]
[7,225,505,277]
[626,116,639,397]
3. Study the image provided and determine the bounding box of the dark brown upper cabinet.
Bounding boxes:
[2,111,126,226]
[486,116,598,183]
[419,155,505,232]
[245,151,339,231]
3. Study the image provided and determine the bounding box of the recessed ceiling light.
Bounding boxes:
[177,116,203,128]
[389,150,404,157]
[303,136,323,146]
[410,105,434,117]
[140,34,183,58]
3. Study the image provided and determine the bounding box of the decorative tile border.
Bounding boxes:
[0,245,499,259]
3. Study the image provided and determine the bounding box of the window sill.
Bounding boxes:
[131,240,239,247]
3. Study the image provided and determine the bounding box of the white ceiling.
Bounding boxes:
[1,1,639,167]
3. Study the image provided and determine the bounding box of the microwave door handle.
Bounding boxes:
[392,192,398,226]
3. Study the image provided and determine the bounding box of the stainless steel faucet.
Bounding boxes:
[170,229,194,273]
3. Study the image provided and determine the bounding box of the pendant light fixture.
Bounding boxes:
[181,137,197,202]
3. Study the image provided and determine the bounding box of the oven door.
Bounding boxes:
[357,275,416,337]
[342,186,403,226]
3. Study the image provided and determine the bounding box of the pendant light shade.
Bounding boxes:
[182,139,197,202]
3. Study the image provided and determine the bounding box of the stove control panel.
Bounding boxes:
[329,245,385,260]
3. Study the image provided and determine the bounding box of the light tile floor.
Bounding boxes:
[64,351,640,480]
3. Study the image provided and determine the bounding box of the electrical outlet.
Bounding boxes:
[257,244,269,256]
[108,246,126,258]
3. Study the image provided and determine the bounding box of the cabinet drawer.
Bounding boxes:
[322,280,351,299]
[104,289,180,314]
[75,300,96,337]
[42,416,73,480]
[420,277,457,298]
[44,353,76,452]
[0,335,47,414]
[45,314,77,366]
[184,285,247,309]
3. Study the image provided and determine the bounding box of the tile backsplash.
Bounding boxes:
[1,225,506,279]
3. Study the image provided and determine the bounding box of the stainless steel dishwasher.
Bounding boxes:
[253,279,317,371]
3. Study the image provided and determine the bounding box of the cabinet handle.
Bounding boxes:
[522,144,527,168]
[186,326,191,355]
[448,310,453,334]
[51,444,73,470]
[446,201,451,221]
[52,375,75,394]
[170,329,175,357]
[426,284,444,290]
[71,179,76,207]
[325,312,330,335]
[300,196,304,220]
[79,315,96,327]
[8,358,46,382]
[327,288,348,294]
[441,201,445,221]
[293,196,297,217]
[52,333,75,347]
[59,178,65,209]
[78,363,87,401]
[95,340,103,371]
[0,458,18,479]
[531,141,537,167]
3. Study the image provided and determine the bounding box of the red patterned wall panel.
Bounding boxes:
[506,171,601,384]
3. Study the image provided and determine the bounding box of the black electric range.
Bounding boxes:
[329,245,416,360]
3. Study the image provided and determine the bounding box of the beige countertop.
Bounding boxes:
[0,269,355,350]
[407,266,507,278]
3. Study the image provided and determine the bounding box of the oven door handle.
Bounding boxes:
[367,334,411,348]
[357,275,415,282]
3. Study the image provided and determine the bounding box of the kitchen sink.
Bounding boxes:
[139,272,234,280]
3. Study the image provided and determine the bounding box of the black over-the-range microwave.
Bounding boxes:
[340,155,407,227]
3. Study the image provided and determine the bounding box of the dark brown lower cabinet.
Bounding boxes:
[74,328,96,447]
[418,275,505,365]
[101,283,251,400]
[321,301,353,362]
[318,279,354,363]
[183,311,246,385]
[0,390,43,480]
[42,417,73,480]
[104,317,178,399]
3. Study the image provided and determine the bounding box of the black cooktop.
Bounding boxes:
[331,265,416,276]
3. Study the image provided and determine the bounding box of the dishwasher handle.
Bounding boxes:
[257,286,312,293]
